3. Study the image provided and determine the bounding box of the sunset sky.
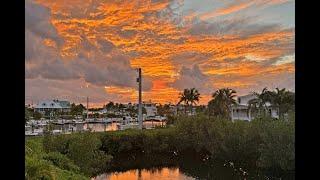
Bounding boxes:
[25,0,295,107]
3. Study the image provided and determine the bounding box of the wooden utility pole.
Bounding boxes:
[87,97,89,119]
[137,68,143,129]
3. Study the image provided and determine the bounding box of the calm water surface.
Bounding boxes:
[93,167,194,180]
[52,121,165,133]
[84,121,165,132]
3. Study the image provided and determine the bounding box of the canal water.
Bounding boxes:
[91,153,295,180]
[92,166,294,180]
[93,167,194,180]
[83,121,165,132]
[50,121,165,133]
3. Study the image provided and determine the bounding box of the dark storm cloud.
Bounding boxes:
[25,0,152,91]
[25,0,63,46]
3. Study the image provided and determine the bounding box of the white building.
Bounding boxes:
[143,102,157,117]
[176,104,196,116]
[34,100,71,115]
[231,94,279,121]
[97,108,109,114]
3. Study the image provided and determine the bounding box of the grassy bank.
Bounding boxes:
[26,114,295,179]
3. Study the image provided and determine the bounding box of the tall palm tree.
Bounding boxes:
[248,87,273,117]
[272,88,295,118]
[178,89,189,114]
[208,88,237,119]
[188,88,200,115]
[177,88,200,115]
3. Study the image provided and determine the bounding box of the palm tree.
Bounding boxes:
[178,89,189,114]
[248,87,273,117]
[208,88,237,119]
[177,88,200,115]
[188,88,200,115]
[272,88,295,118]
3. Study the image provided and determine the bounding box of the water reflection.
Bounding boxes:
[53,121,165,133]
[84,123,118,132]
[93,167,195,180]
[92,155,294,180]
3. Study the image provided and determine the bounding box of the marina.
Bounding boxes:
[25,117,166,136]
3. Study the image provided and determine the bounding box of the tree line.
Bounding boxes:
[177,87,295,119]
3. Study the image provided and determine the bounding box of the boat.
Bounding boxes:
[117,123,140,130]
[25,131,39,136]
[102,118,113,123]
[52,129,63,135]
[33,128,44,135]
[72,119,85,124]
[146,115,166,121]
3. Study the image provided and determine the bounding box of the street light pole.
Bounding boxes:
[87,96,89,119]
[137,68,143,130]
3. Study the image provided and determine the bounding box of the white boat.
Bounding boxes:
[102,118,113,123]
[25,125,31,131]
[122,116,134,124]
[37,121,47,126]
[52,129,63,135]
[117,123,140,130]
[147,115,166,121]
[25,131,39,136]
[72,120,85,124]
[32,128,44,135]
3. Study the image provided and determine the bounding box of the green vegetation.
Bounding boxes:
[248,87,295,118]
[177,88,200,114]
[26,112,295,179]
[70,103,86,117]
[25,137,88,180]
[43,132,113,176]
[25,107,43,121]
[208,88,237,119]
[26,87,294,179]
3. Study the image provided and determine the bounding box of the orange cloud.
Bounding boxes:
[30,0,294,105]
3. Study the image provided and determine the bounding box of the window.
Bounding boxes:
[42,103,46,106]
[51,103,54,107]
[238,98,241,104]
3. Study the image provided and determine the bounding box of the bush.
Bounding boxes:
[30,114,295,178]
[255,117,295,171]
[66,133,112,176]
[26,137,89,180]
[43,134,72,154]
[43,152,80,172]
[174,114,294,171]
[25,156,56,180]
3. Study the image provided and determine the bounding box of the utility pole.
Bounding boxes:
[86,97,89,119]
[137,68,143,129]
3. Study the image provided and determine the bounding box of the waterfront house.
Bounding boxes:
[231,94,279,121]
[34,100,71,115]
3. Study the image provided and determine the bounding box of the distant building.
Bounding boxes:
[143,101,157,117]
[231,94,279,121]
[175,104,196,116]
[34,100,71,115]
[168,104,178,115]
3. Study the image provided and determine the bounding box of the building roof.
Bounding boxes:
[56,100,70,108]
[237,94,257,106]
[35,100,71,109]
